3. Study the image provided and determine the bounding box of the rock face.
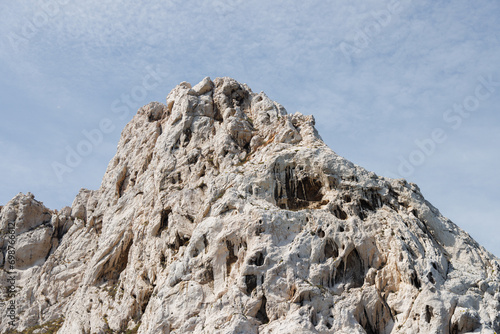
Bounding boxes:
[1,77,499,334]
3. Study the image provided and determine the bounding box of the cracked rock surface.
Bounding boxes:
[1,77,499,333]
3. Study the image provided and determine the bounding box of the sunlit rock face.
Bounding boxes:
[1,77,499,334]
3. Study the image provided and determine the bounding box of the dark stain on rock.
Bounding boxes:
[324,238,338,260]
[245,275,257,295]
[249,252,264,266]
[157,209,171,236]
[273,164,324,210]
[333,248,364,288]
[410,270,421,289]
[226,240,238,275]
[256,295,269,324]
[425,305,433,323]
[331,205,348,220]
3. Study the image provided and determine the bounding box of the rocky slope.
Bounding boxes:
[1,77,499,334]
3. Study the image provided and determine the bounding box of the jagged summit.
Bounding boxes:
[1,77,499,333]
[101,76,322,207]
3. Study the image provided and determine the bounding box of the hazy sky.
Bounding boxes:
[1,1,499,257]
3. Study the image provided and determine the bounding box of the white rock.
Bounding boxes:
[1,77,499,334]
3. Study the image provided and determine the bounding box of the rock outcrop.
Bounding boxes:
[1,77,499,333]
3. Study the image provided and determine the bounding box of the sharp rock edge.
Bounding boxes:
[1,77,499,334]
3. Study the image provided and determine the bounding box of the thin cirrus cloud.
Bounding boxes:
[0,0,499,257]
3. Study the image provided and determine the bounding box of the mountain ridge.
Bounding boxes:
[1,77,499,333]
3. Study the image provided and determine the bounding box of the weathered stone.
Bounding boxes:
[1,77,499,334]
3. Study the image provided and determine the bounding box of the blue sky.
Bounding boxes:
[1,0,499,257]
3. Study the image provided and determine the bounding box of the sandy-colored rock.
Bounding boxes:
[1,77,499,333]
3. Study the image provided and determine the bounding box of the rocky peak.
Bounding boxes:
[101,76,320,200]
[1,77,499,333]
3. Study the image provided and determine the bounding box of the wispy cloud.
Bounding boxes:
[0,0,499,256]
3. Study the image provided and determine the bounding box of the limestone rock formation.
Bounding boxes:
[1,77,499,333]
